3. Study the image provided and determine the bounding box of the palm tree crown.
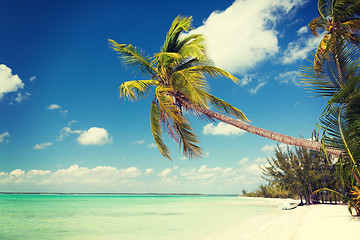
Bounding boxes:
[109,16,249,160]
[309,0,360,70]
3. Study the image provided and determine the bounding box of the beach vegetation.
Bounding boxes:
[259,131,341,204]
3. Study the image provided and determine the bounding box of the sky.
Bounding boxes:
[0,0,327,194]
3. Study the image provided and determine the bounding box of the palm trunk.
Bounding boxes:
[178,96,343,157]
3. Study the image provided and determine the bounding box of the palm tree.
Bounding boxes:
[302,31,360,216]
[109,16,342,161]
[309,0,360,71]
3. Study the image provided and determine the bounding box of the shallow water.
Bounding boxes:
[0,194,279,240]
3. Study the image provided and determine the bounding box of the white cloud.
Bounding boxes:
[276,70,301,86]
[34,142,53,150]
[238,157,250,165]
[58,126,82,141]
[0,64,24,99]
[203,122,245,136]
[250,82,267,95]
[158,168,172,177]
[47,104,68,115]
[147,143,157,148]
[14,92,30,103]
[27,170,51,176]
[240,74,254,86]
[0,132,10,143]
[131,140,144,144]
[281,34,323,64]
[77,127,112,146]
[261,143,288,154]
[0,163,269,193]
[10,169,25,178]
[296,25,308,35]
[188,0,306,74]
[29,76,36,82]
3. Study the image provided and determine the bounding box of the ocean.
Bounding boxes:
[0,194,280,240]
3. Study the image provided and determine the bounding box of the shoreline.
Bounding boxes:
[207,199,360,240]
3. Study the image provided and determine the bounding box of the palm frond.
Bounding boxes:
[204,92,250,122]
[156,87,202,158]
[162,16,193,53]
[150,99,171,160]
[178,34,207,60]
[173,119,202,159]
[109,39,156,75]
[172,69,209,108]
[154,52,181,68]
[119,80,158,101]
[309,16,327,36]
[181,65,239,83]
[300,39,360,96]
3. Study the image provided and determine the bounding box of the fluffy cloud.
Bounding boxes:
[29,76,36,82]
[158,168,172,177]
[10,169,25,178]
[77,127,112,146]
[188,0,306,74]
[261,143,288,154]
[0,132,10,143]
[296,26,309,35]
[0,64,24,99]
[147,143,157,148]
[34,142,53,150]
[281,32,323,64]
[203,122,245,136]
[276,70,301,86]
[14,92,31,103]
[58,126,82,141]
[238,157,250,165]
[47,104,68,115]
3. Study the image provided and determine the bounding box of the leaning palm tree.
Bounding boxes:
[109,16,342,161]
[309,0,360,71]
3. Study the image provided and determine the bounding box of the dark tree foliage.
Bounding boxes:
[260,131,342,205]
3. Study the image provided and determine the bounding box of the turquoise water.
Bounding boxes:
[0,194,279,240]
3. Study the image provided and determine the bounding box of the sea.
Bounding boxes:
[0,194,281,240]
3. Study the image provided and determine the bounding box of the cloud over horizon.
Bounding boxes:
[0,162,266,193]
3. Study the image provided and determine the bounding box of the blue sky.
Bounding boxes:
[0,0,327,194]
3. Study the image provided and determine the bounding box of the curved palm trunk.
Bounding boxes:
[178,96,343,157]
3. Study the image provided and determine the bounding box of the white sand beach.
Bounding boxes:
[207,199,360,240]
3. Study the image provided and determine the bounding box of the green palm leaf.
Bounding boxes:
[120,80,158,101]
[204,92,250,122]
[109,39,156,75]
[150,99,171,160]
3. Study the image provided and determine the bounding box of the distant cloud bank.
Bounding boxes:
[0,162,267,193]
